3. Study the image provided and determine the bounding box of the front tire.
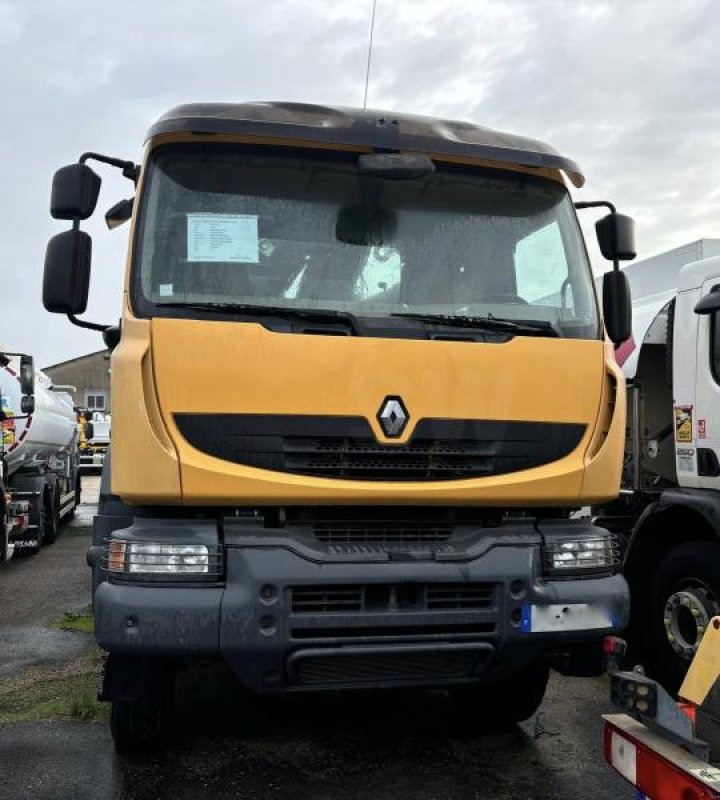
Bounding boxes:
[450,659,549,727]
[109,663,175,753]
[646,540,720,694]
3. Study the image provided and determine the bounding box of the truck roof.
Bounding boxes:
[146,101,585,187]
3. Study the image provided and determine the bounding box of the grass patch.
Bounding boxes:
[0,670,107,724]
[51,609,94,635]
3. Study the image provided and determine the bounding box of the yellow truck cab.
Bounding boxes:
[43,102,634,752]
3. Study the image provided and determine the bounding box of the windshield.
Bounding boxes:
[132,144,599,339]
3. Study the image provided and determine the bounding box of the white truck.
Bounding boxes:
[594,239,720,693]
[78,410,111,471]
[0,345,81,561]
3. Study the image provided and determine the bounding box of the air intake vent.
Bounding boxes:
[426,583,494,610]
[290,649,487,686]
[314,521,453,547]
[291,585,363,613]
[174,414,586,482]
[291,582,496,615]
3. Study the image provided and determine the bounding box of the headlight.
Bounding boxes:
[543,534,618,575]
[108,539,221,579]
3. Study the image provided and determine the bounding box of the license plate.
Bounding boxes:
[521,603,613,633]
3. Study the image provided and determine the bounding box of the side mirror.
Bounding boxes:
[20,396,35,415]
[19,355,34,396]
[603,270,632,346]
[51,163,101,220]
[43,229,92,314]
[694,287,720,315]
[105,198,134,230]
[596,213,636,262]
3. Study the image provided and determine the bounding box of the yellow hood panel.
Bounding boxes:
[150,318,605,505]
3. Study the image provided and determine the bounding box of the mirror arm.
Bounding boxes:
[79,152,140,185]
[574,200,617,214]
[67,314,111,333]
[575,200,621,271]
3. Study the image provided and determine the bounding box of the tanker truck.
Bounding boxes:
[592,241,720,695]
[42,102,634,752]
[0,345,80,561]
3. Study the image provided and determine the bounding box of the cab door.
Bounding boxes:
[691,276,720,489]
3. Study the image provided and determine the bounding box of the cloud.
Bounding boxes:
[0,0,718,365]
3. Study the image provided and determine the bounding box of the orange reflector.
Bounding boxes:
[108,540,126,572]
[604,721,720,799]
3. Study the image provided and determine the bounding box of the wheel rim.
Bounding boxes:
[663,585,719,660]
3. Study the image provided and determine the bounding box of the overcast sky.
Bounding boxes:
[1,0,719,366]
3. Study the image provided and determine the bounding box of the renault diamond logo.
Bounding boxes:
[377,396,409,438]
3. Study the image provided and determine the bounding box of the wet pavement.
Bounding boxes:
[0,475,97,675]
[0,668,635,800]
[0,474,635,800]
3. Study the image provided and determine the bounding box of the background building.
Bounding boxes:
[43,349,111,411]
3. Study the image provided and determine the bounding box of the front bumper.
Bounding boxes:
[93,517,629,694]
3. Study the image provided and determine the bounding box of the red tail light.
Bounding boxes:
[604,721,720,800]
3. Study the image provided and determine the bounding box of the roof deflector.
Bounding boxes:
[146,102,585,188]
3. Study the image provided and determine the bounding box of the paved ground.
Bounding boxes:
[0,475,98,676]
[0,476,635,800]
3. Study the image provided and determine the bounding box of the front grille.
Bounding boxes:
[313,521,453,547]
[290,623,496,640]
[286,437,496,479]
[291,649,487,686]
[426,583,495,610]
[291,586,363,613]
[290,582,495,614]
[174,414,586,482]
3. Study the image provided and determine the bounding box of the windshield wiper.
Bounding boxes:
[390,312,558,337]
[155,302,358,333]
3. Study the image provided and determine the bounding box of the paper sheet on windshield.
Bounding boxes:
[186,213,259,263]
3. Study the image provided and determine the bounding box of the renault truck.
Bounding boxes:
[42,102,634,751]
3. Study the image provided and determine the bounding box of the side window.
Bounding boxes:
[515,222,571,307]
[355,247,403,301]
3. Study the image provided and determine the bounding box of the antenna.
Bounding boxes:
[362,0,378,110]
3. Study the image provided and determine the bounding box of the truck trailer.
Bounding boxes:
[0,346,80,561]
[603,626,720,800]
[43,102,634,751]
[594,241,720,695]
